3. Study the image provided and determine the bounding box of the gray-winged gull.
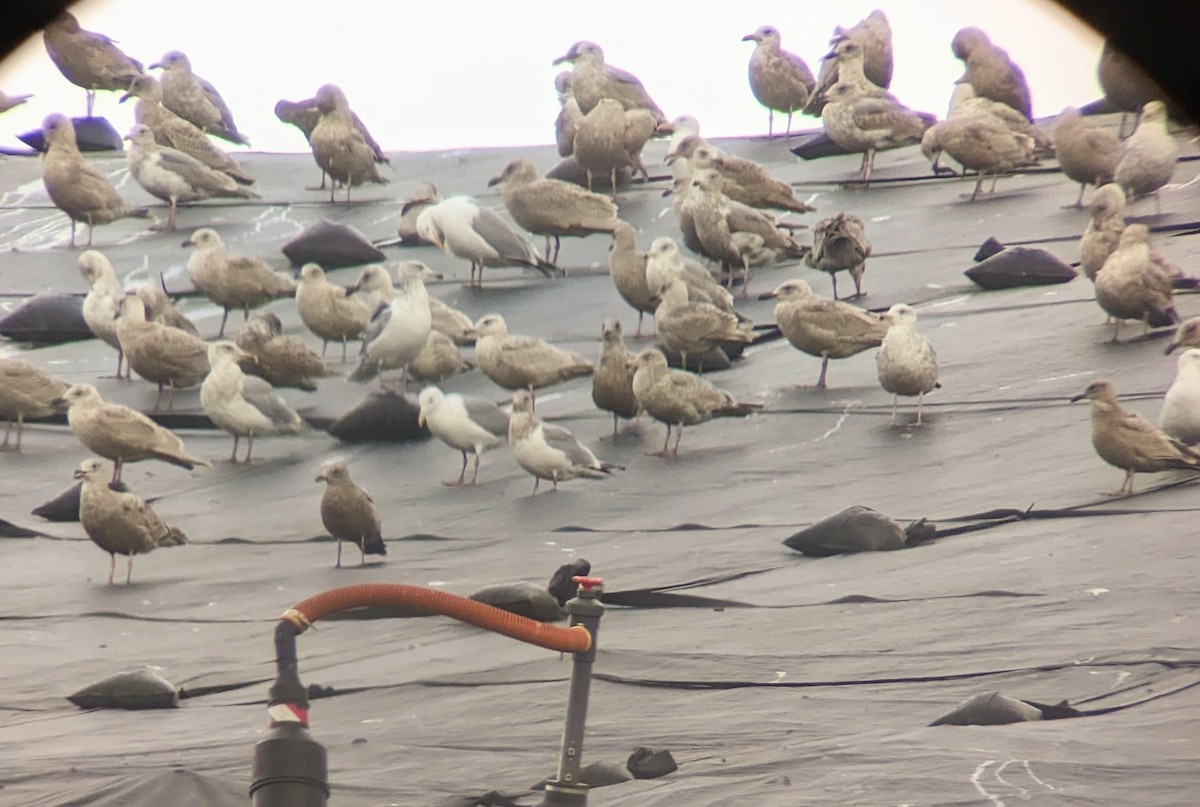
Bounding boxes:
[417,386,510,486]
[653,278,753,369]
[1094,224,1177,341]
[0,358,70,452]
[508,389,619,493]
[316,461,385,567]
[295,263,369,361]
[487,158,620,263]
[125,124,258,231]
[55,383,207,482]
[1160,350,1200,447]
[1114,101,1177,202]
[309,84,388,202]
[571,97,659,192]
[951,27,1032,120]
[201,341,308,463]
[1071,379,1200,496]
[806,213,871,299]
[808,10,893,114]
[416,196,559,287]
[760,279,887,389]
[876,304,939,425]
[75,458,188,585]
[473,313,593,391]
[183,227,297,338]
[631,347,761,457]
[235,312,338,392]
[592,318,640,436]
[742,25,815,136]
[137,282,199,337]
[349,265,432,385]
[149,50,248,145]
[115,295,209,410]
[552,41,665,121]
[1052,107,1120,208]
[608,221,656,336]
[41,114,148,247]
[42,11,144,116]
[820,81,930,186]
[78,249,128,377]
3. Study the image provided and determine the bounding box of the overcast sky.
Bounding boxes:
[0,0,1103,153]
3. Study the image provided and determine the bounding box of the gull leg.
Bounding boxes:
[86,218,95,248]
[610,166,617,194]
[889,395,899,426]
[68,219,77,248]
[671,425,684,457]
[862,150,877,186]
[217,309,230,338]
[336,538,342,568]
[740,256,750,298]
[634,311,644,338]
[768,110,774,137]
[320,340,328,359]
[531,477,540,495]
[915,392,925,426]
[153,384,164,411]
[850,265,865,299]
[444,451,468,486]
[648,424,672,457]
[108,553,116,585]
[359,541,366,566]
[245,433,255,464]
[543,236,552,262]
[470,453,481,485]
[126,555,134,585]
[785,110,794,137]
[341,338,348,363]
[612,412,619,438]
[0,418,13,451]
[816,357,829,390]
[967,177,984,200]
[87,90,95,118]
[229,435,240,464]
[830,273,840,300]
[585,169,594,193]
[1062,183,1087,209]
[552,236,562,265]
[112,458,124,484]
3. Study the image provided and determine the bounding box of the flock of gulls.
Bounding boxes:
[1,9,1199,584]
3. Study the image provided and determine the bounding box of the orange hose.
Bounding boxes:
[283,583,591,654]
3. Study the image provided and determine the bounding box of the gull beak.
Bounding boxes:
[180,237,192,247]
[118,92,132,104]
[315,473,326,483]
[148,61,163,70]
[551,53,572,66]
[343,281,361,295]
[50,396,67,409]
[486,175,502,187]
[1164,339,1181,355]
[757,290,779,301]
[417,410,426,428]
[742,34,759,42]
[654,121,675,137]
[73,469,86,480]
[1069,392,1087,403]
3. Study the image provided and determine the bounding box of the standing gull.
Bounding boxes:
[1071,379,1200,496]
[876,304,939,426]
[1114,101,1177,203]
[571,98,659,191]
[473,314,593,392]
[149,50,248,145]
[1094,224,1177,341]
[115,295,210,410]
[808,9,894,114]
[125,124,258,231]
[0,359,69,452]
[508,390,619,494]
[806,213,871,299]
[592,318,640,437]
[1078,183,1126,281]
[295,263,368,361]
[40,114,148,247]
[353,262,473,346]
[1097,41,1174,136]
[645,236,737,315]
[410,330,473,383]
[137,282,199,337]
[1161,350,1200,447]
[742,25,815,137]
[183,228,297,338]
[417,386,510,486]
[316,461,386,568]
[665,114,702,164]
[1053,107,1120,208]
[820,81,930,187]
[555,71,583,158]
[201,341,308,463]
[674,137,816,214]
[78,249,128,378]
[653,278,754,370]
[275,96,387,190]
[552,41,665,121]
[308,84,388,202]
[760,279,887,389]
[631,348,761,457]
[54,383,207,483]
[416,196,558,287]
[921,105,1039,201]
[42,11,144,116]
[349,265,432,385]
[951,27,1032,120]
[235,312,338,391]
[75,458,188,585]
[487,158,620,263]
[608,221,657,336]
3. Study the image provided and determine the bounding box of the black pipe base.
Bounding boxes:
[541,781,588,806]
[250,722,329,806]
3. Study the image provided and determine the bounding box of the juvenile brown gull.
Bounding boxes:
[410,330,473,383]
[473,313,593,392]
[674,136,815,214]
[555,72,583,158]
[742,25,815,136]
[820,81,930,186]
[1160,350,1200,447]
[183,227,297,338]
[608,221,657,336]
[1052,107,1120,208]
[149,50,248,145]
[1097,42,1174,136]
[876,304,939,426]
[1071,379,1200,496]
[78,249,128,377]
[75,458,187,585]
[653,278,753,370]
[417,386,510,486]
[55,383,207,482]
[808,10,893,114]
[396,182,440,244]
[921,108,1039,201]
[115,295,209,410]
[295,263,369,361]
[951,27,1032,120]
[508,389,619,493]
[1114,101,1177,202]
[416,196,558,287]
[309,84,388,202]
[1094,224,1177,341]
[645,236,736,314]
[201,341,308,463]
[571,98,658,191]
[592,318,640,436]
[806,213,871,299]
[137,282,198,337]
[317,461,385,567]
[42,11,144,116]
[235,312,338,392]
[552,41,665,121]
[0,359,69,452]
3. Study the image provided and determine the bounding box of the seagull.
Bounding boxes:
[508,389,620,493]
[78,249,128,378]
[1160,349,1200,446]
[316,461,386,568]
[876,304,939,425]
[417,386,510,486]
[416,196,559,287]
[348,265,432,386]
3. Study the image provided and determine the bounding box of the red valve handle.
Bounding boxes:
[572,576,604,590]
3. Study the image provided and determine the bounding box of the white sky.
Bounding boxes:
[0,0,1103,153]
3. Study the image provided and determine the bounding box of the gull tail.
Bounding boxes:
[348,357,380,383]
[714,402,764,418]
[157,526,189,548]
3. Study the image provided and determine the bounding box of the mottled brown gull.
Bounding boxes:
[1052,107,1120,208]
[41,114,148,248]
[488,158,619,263]
[552,41,665,121]
[808,10,893,115]
[1114,101,1177,202]
[235,312,338,392]
[410,330,473,383]
[0,359,69,452]
[592,318,640,436]
[1071,379,1200,496]
[349,266,432,385]
[876,304,939,426]
[116,295,209,410]
[416,196,559,287]
[1078,184,1126,281]
[820,81,930,186]
[742,25,815,136]
[78,249,128,378]
[42,11,144,116]
[508,389,618,494]
[608,221,657,336]
[572,98,658,192]
[923,109,1039,201]
[309,84,388,202]
[631,348,761,457]
[1097,42,1174,136]
[805,213,871,299]
[125,124,258,231]
[473,313,593,392]
[75,458,187,585]
[645,236,736,315]
[675,137,815,214]
[121,75,254,186]
[1094,224,1177,342]
[760,279,887,389]
[1160,350,1200,447]
[555,72,583,158]
[183,227,297,338]
[295,263,368,361]
[653,278,753,369]
[275,96,387,190]
[55,383,207,482]
[317,461,385,567]
[137,282,199,337]
[951,27,1032,120]
[201,341,308,463]
[417,386,510,486]
[149,50,248,145]
[665,114,701,164]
